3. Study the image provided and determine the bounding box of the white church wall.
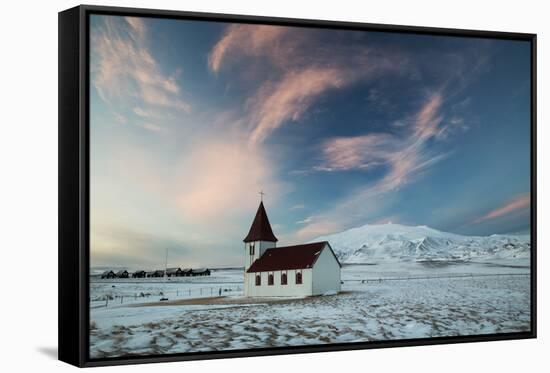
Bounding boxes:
[246,268,313,297]
[244,271,251,296]
[312,244,341,295]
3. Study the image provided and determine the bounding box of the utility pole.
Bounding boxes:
[164,248,168,278]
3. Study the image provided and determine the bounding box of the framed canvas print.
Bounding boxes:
[58,4,537,367]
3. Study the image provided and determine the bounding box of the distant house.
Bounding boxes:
[132,270,146,278]
[116,270,129,279]
[180,268,192,277]
[101,270,115,279]
[243,201,341,297]
[147,270,165,278]
[166,267,182,277]
[191,268,211,276]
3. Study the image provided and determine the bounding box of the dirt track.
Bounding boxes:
[129,292,354,308]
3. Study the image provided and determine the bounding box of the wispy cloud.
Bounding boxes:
[316,133,400,172]
[133,107,152,118]
[296,216,314,225]
[295,93,451,240]
[208,24,291,73]
[245,57,409,147]
[125,16,147,40]
[247,67,348,145]
[209,24,410,147]
[92,16,190,114]
[474,194,530,224]
[317,93,447,188]
[137,122,163,132]
[414,93,444,139]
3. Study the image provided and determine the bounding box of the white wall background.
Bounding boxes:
[0,0,547,371]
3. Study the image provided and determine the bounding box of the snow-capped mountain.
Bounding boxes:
[313,223,530,263]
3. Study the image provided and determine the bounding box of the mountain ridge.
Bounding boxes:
[312,223,530,264]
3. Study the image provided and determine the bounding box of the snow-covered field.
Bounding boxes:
[90,269,243,309]
[90,262,531,358]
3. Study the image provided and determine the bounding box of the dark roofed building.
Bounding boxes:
[180,268,192,276]
[132,270,146,278]
[191,268,211,276]
[101,270,116,279]
[147,270,165,278]
[115,270,129,278]
[166,267,181,277]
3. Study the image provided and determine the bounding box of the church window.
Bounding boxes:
[268,273,274,285]
[296,271,302,284]
[281,272,287,285]
[249,243,255,255]
[255,274,261,286]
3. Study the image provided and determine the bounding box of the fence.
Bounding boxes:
[346,272,530,284]
[90,284,243,308]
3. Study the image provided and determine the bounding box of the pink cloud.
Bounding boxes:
[318,133,399,171]
[247,67,348,145]
[244,53,410,146]
[125,16,146,41]
[244,56,410,146]
[175,139,286,223]
[208,24,410,147]
[92,16,190,114]
[208,24,291,73]
[317,93,446,191]
[414,93,443,139]
[474,194,530,223]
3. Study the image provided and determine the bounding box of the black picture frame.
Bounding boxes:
[58,4,537,368]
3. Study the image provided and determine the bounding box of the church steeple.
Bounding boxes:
[243,201,278,243]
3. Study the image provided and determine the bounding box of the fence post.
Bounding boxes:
[105,298,108,307]
[121,296,123,304]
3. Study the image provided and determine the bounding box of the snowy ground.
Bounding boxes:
[90,269,243,309]
[89,262,531,358]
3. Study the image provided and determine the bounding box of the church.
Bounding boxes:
[243,200,341,297]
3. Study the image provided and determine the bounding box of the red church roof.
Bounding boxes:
[243,201,278,243]
[246,241,341,273]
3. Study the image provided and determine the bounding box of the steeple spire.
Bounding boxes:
[243,201,278,243]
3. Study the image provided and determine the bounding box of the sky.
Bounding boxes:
[89,15,532,269]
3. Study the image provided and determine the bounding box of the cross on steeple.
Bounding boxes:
[259,190,265,202]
